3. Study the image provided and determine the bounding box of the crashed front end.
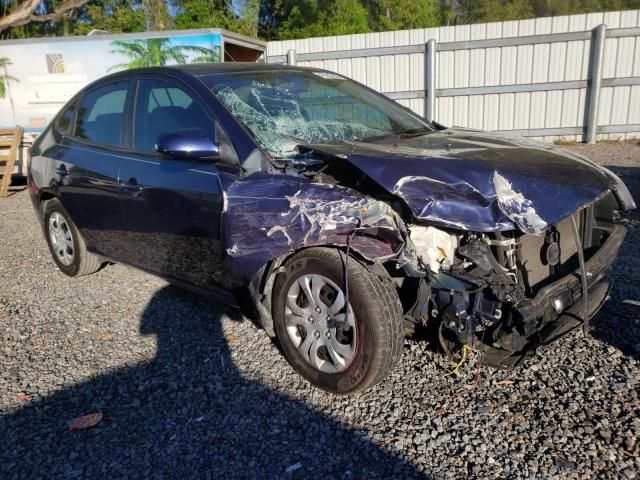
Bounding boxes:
[280,132,636,367]
[205,67,634,367]
[223,150,632,368]
[403,191,626,367]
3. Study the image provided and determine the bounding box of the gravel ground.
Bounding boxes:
[1,143,639,479]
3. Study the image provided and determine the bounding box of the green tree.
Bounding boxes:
[108,38,212,70]
[173,0,261,37]
[447,0,640,24]
[475,0,535,22]
[192,45,223,62]
[5,0,640,41]
[174,0,237,29]
[235,0,260,37]
[371,0,442,30]
[0,0,90,35]
[0,57,18,99]
[533,0,640,16]
[141,0,170,30]
[71,0,145,34]
[259,0,318,40]
[260,0,370,40]
[321,0,370,35]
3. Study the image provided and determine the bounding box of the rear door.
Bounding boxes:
[54,79,132,258]
[117,75,237,290]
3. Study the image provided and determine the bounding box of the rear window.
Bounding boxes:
[75,81,129,147]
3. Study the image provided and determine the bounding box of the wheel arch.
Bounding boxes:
[249,245,393,338]
[39,190,70,217]
[39,191,57,206]
[31,191,59,226]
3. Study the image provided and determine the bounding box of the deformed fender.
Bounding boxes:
[246,247,391,337]
[221,172,406,284]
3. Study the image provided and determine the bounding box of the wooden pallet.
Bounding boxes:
[0,126,23,197]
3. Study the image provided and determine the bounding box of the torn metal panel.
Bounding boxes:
[392,175,510,231]
[492,172,548,234]
[221,172,405,281]
[304,128,626,233]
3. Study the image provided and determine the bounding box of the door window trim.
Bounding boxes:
[53,98,80,136]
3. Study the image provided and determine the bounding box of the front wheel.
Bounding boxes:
[273,248,404,394]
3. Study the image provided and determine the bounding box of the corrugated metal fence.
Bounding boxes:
[266,10,640,143]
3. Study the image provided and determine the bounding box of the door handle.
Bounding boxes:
[121,177,144,197]
[55,164,69,176]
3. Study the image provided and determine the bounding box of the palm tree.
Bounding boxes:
[0,57,18,99]
[108,39,214,72]
[191,46,223,63]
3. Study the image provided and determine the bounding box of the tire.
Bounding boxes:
[272,248,404,394]
[43,198,103,277]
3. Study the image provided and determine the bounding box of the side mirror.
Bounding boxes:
[156,128,220,160]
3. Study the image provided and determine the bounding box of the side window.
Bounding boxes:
[134,78,213,153]
[75,81,129,147]
[55,101,77,134]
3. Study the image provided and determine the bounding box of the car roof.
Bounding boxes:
[167,62,315,77]
[79,62,313,93]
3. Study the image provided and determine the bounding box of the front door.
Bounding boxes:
[117,77,234,290]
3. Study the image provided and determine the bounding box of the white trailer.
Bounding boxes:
[0,28,266,176]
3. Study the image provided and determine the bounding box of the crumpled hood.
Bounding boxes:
[306,129,635,234]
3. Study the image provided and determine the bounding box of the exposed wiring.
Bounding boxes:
[441,342,484,384]
[473,326,487,386]
[445,345,468,376]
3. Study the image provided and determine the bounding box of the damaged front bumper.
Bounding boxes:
[480,224,626,367]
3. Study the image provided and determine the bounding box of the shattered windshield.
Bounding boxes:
[203,69,430,158]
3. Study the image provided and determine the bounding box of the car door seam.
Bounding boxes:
[54,143,161,165]
[188,169,220,176]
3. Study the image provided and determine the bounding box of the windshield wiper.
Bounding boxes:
[357,126,434,143]
[394,126,435,138]
[277,132,312,146]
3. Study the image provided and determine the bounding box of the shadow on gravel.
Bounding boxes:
[1,286,425,479]
[591,165,640,360]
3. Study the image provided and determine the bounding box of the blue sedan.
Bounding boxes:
[29,63,634,393]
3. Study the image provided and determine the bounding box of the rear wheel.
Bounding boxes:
[43,199,103,277]
[273,248,404,394]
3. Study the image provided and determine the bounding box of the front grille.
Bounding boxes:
[518,214,582,293]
